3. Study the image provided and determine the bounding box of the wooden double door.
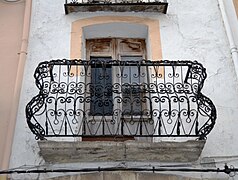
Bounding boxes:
[84,38,152,139]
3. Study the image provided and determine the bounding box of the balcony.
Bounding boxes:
[26,59,216,140]
[64,0,168,14]
[26,59,216,162]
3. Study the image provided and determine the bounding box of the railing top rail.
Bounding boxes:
[41,59,203,67]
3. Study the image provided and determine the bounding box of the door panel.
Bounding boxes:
[86,38,115,58]
[85,38,151,139]
[121,56,145,116]
[90,57,113,116]
[118,39,146,56]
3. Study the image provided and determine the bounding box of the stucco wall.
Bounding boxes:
[161,0,238,158]
[9,0,238,179]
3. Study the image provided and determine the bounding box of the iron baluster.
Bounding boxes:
[25,60,216,140]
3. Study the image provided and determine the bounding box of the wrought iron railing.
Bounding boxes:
[26,59,216,140]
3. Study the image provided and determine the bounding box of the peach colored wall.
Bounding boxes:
[0,0,26,175]
[233,0,238,17]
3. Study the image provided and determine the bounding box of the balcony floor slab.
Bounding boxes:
[65,2,168,14]
[38,140,205,163]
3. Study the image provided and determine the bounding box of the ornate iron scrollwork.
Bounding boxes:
[26,59,216,140]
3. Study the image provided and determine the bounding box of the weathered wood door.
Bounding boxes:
[84,38,152,139]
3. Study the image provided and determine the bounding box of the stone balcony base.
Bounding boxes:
[38,140,205,163]
[65,2,168,14]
